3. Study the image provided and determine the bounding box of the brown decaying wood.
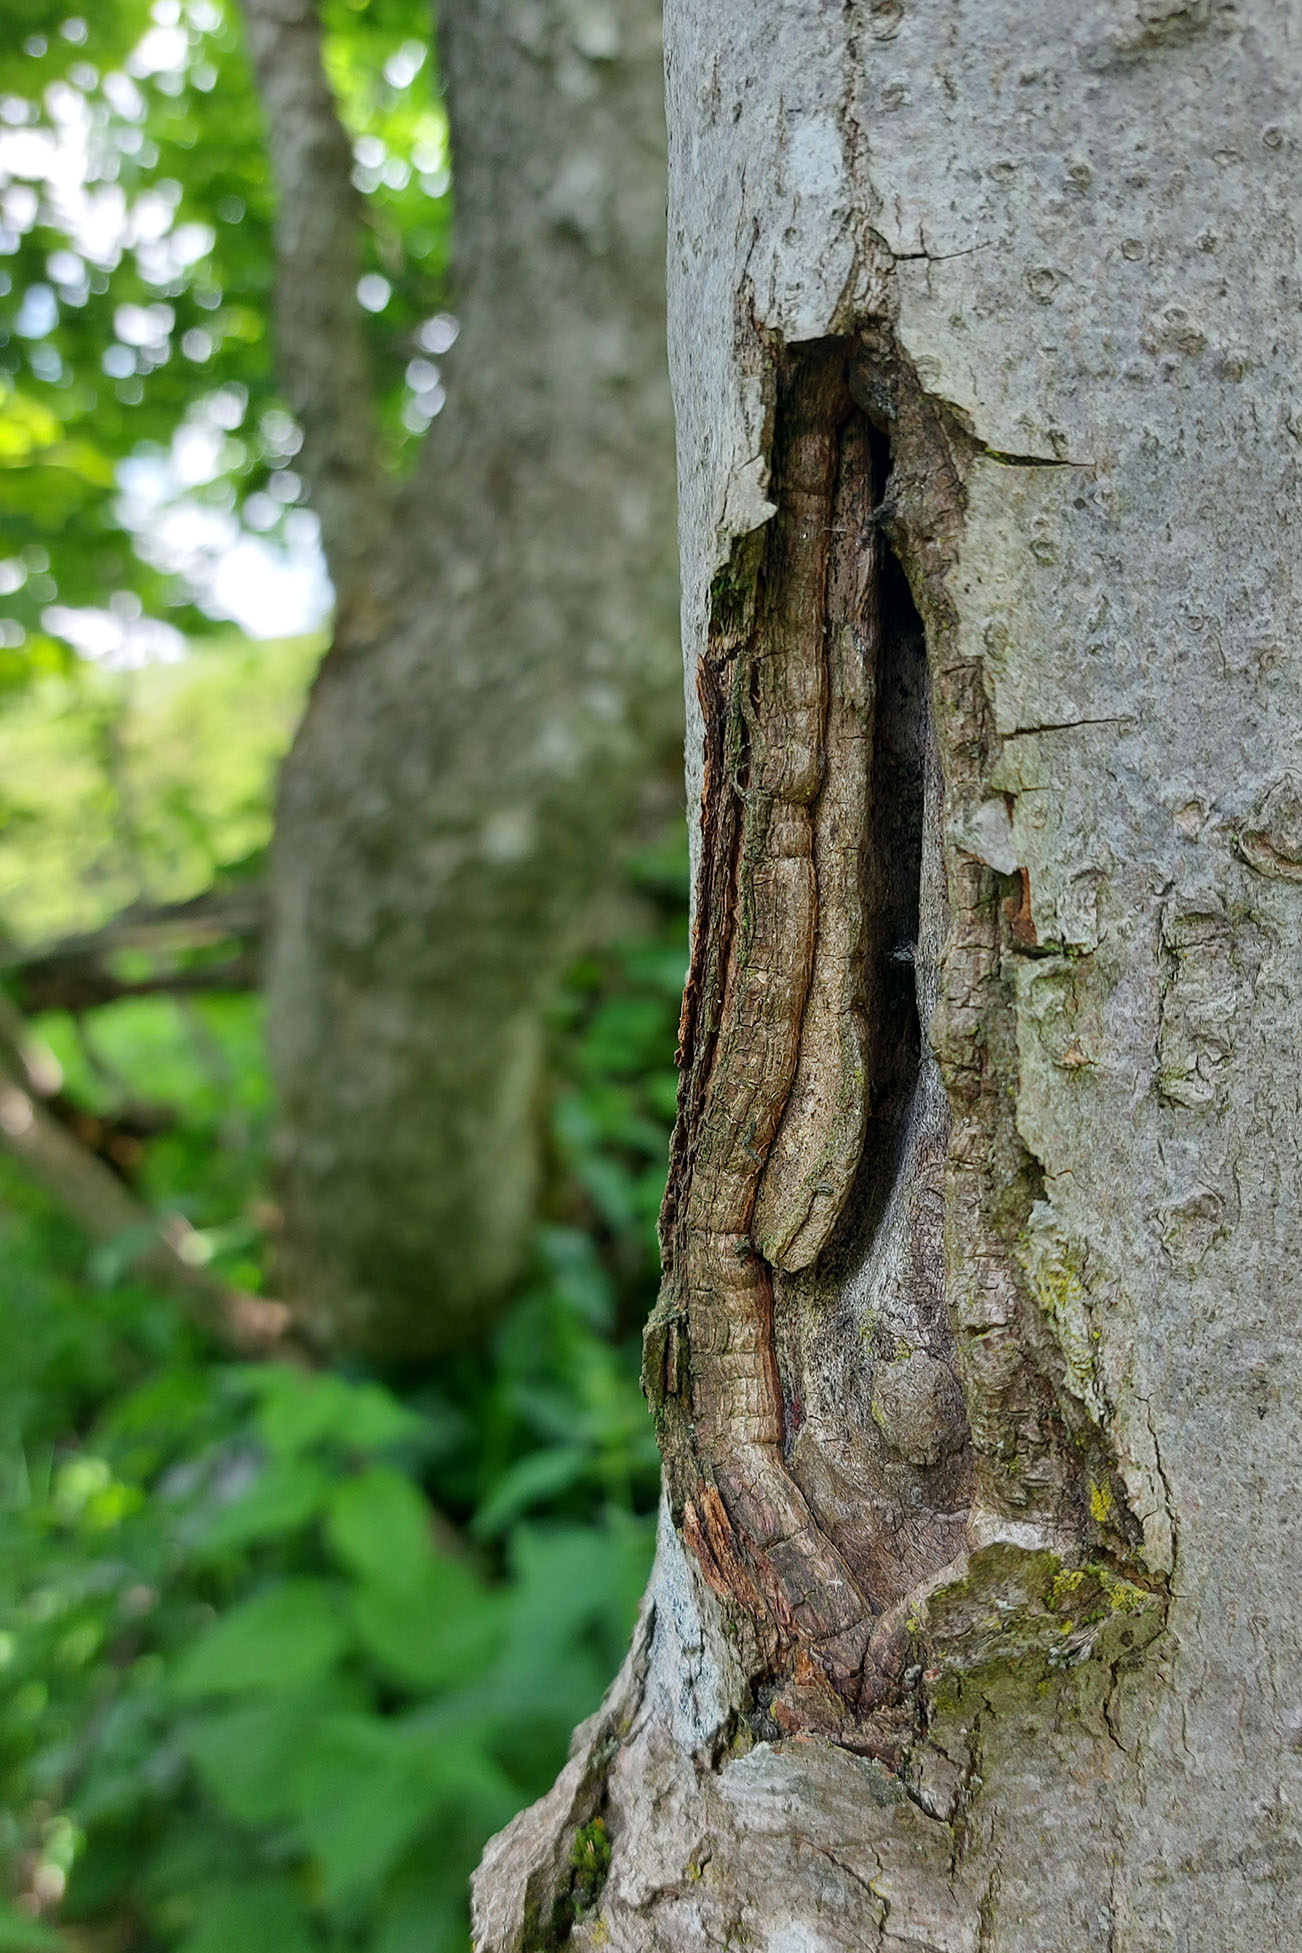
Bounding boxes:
[645,331,1149,1756]
[645,341,959,1737]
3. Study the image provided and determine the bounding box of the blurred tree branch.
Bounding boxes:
[2,885,263,1014]
[0,992,298,1359]
[238,0,394,624]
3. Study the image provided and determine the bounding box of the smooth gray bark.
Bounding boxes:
[256,0,681,1352]
[474,2,1302,1945]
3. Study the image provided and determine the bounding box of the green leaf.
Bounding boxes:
[172,1580,348,1698]
[133,1811,252,1909]
[251,1372,356,1454]
[493,1519,654,1720]
[176,1878,318,1953]
[574,1153,638,1232]
[471,1445,591,1540]
[289,1712,515,1906]
[325,1466,433,1585]
[335,1381,429,1451]
[349,1560,505,1692]
[186,1686,356,1825]
[197,1456,333,1553]
[289,1718,433,1906]
[249,1371,424,1456]
[373,1884,469,1953]
[537,1226,614,1328]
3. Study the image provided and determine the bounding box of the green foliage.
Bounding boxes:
[568,1818,611,1917]
[0,1085,670,1946]
[0,14,688,1919]
[0,630,687,1950]
[0,627,318,940]
[0,0,451,667]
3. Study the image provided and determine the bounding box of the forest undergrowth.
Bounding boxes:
[0,636,681,1952]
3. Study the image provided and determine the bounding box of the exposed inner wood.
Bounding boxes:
[644,339,971,1740]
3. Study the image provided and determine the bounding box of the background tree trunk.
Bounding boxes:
[251,0,681,1354]
[473,1,1302,1945]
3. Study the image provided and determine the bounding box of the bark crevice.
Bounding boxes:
[643,318,1169,1788]
[476,316,1176,1950]
[644,335,983,1768]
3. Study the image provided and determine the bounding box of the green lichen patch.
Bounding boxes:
[917,1540,1163,1696]
[1019,1205,1103,1413]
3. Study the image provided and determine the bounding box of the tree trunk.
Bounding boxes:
[473,2,1302,1944]
[252,0,680,1354]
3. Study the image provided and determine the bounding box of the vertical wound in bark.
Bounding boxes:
[645,339,967,1733]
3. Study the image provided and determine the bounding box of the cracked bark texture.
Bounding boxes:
[256,0,681,1352]
[473,1,1302,1946]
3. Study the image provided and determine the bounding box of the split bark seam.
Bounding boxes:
[643,322,1169,1773]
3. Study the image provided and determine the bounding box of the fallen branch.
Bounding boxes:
[3,884,263,1014]
[0,994,302,1361]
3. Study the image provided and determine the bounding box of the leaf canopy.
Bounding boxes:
[0,0,451,679]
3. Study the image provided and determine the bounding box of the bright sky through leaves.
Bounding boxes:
[0,0,453,670]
